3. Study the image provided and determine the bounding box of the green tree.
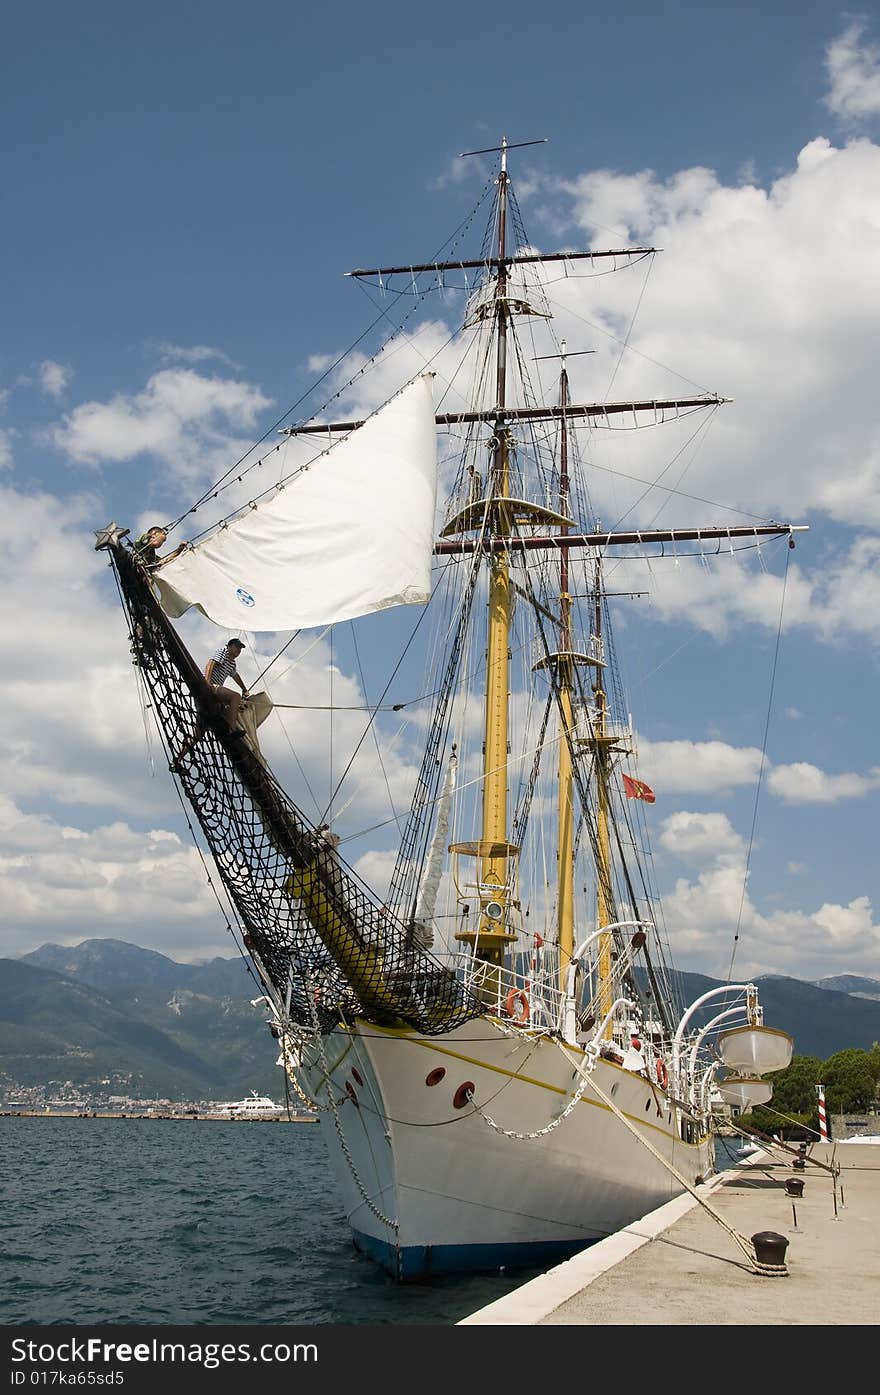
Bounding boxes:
[766,1054,823,1113]
[821,1048,877,1113]
[732,1056,821,1139]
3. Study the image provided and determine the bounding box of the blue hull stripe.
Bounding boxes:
[351,1226,596,1281]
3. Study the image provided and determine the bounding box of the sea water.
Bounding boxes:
[0,1117,549,1326]
[1,1118,738,1326]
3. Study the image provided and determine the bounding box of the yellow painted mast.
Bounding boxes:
[454,138,517,970]
[549,394,613,1005]
[477,137,515,966]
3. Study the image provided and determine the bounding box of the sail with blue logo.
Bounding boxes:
[154,374,438,632]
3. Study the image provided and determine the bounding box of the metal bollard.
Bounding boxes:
[752,1230,789,1270]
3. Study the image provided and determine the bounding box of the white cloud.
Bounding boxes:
[659,810,744,865]
[51,368,273,494]
[635,736,879,807]
[615,533,880,645]
[0,796,222,959]
[0,429,13,469]
[0,484,192,815]
[636,736,764,793]
[825,20,880,121]
[665,871,880,979]
[659,813,880,978]
[158,342,237,369]
[767,761,880,804]
[429,153,489,190]
[350,847,398,899]
[536,136,880,557]
[39,360,71,399]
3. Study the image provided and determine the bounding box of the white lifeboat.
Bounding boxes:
[716,1075,774,1110]
[717,1025,793,1075]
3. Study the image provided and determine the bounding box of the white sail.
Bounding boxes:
[155,374,438,631]
[412,747,458,947]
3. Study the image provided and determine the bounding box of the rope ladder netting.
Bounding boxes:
[106,540,482,1036]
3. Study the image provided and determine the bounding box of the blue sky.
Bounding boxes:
[3,2,880,983]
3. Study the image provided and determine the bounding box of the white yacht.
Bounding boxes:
[215,1091,283,1119]
[213,1090,317,1121]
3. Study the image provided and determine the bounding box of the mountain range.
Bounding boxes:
[2,941,276,1098]
[3,939,879,1099]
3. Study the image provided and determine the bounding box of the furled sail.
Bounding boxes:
[155,374,438,631]
[412,746,458,948]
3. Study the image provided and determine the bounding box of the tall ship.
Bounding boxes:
[98,138,797,1280]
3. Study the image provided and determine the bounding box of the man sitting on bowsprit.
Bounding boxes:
[204,638,249,733]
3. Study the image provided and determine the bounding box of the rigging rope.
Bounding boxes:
[466,1024,781,1274]
[726,540,793,982]
[319,590,437,827]
[167,177,496,536]
[554,1046,781,1274]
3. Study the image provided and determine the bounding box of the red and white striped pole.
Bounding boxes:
[816,1082,829,1141]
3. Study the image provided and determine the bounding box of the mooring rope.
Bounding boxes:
[467,1027,785,1275]
[553,1042,785,1275]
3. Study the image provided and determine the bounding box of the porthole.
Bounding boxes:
[351,1068,364,1086]
[425,1068,446,1087]
[453,1081,475,1109]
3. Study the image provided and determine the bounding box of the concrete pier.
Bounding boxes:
[459,1141,880,1325]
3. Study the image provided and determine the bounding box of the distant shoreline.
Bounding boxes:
[1,1109,317,1122]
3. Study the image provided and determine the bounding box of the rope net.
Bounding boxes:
[108,540,481,1036]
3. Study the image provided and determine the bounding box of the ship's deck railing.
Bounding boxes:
[530,632,605,670]
[452,951,564,1031]
[572,705,632,747]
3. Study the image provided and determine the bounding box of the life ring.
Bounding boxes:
[504,988,530,1024]
[655,1058,669,1090]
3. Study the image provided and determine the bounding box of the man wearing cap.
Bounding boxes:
[132,525,186,570]
[204,638,249,732]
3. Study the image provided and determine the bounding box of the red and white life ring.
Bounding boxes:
[655,1058,669,1090]
[504,988,530,1024]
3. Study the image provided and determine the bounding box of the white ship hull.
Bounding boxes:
[302,1017,712,1280]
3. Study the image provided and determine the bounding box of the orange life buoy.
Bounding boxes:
[504,988,530,1023]
[655,1058,669,1089]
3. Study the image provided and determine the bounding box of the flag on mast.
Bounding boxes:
[622,774,656,803]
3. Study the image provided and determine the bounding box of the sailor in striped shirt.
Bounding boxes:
[204,639,249,732]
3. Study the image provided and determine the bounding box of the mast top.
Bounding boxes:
[459,137,548,171]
